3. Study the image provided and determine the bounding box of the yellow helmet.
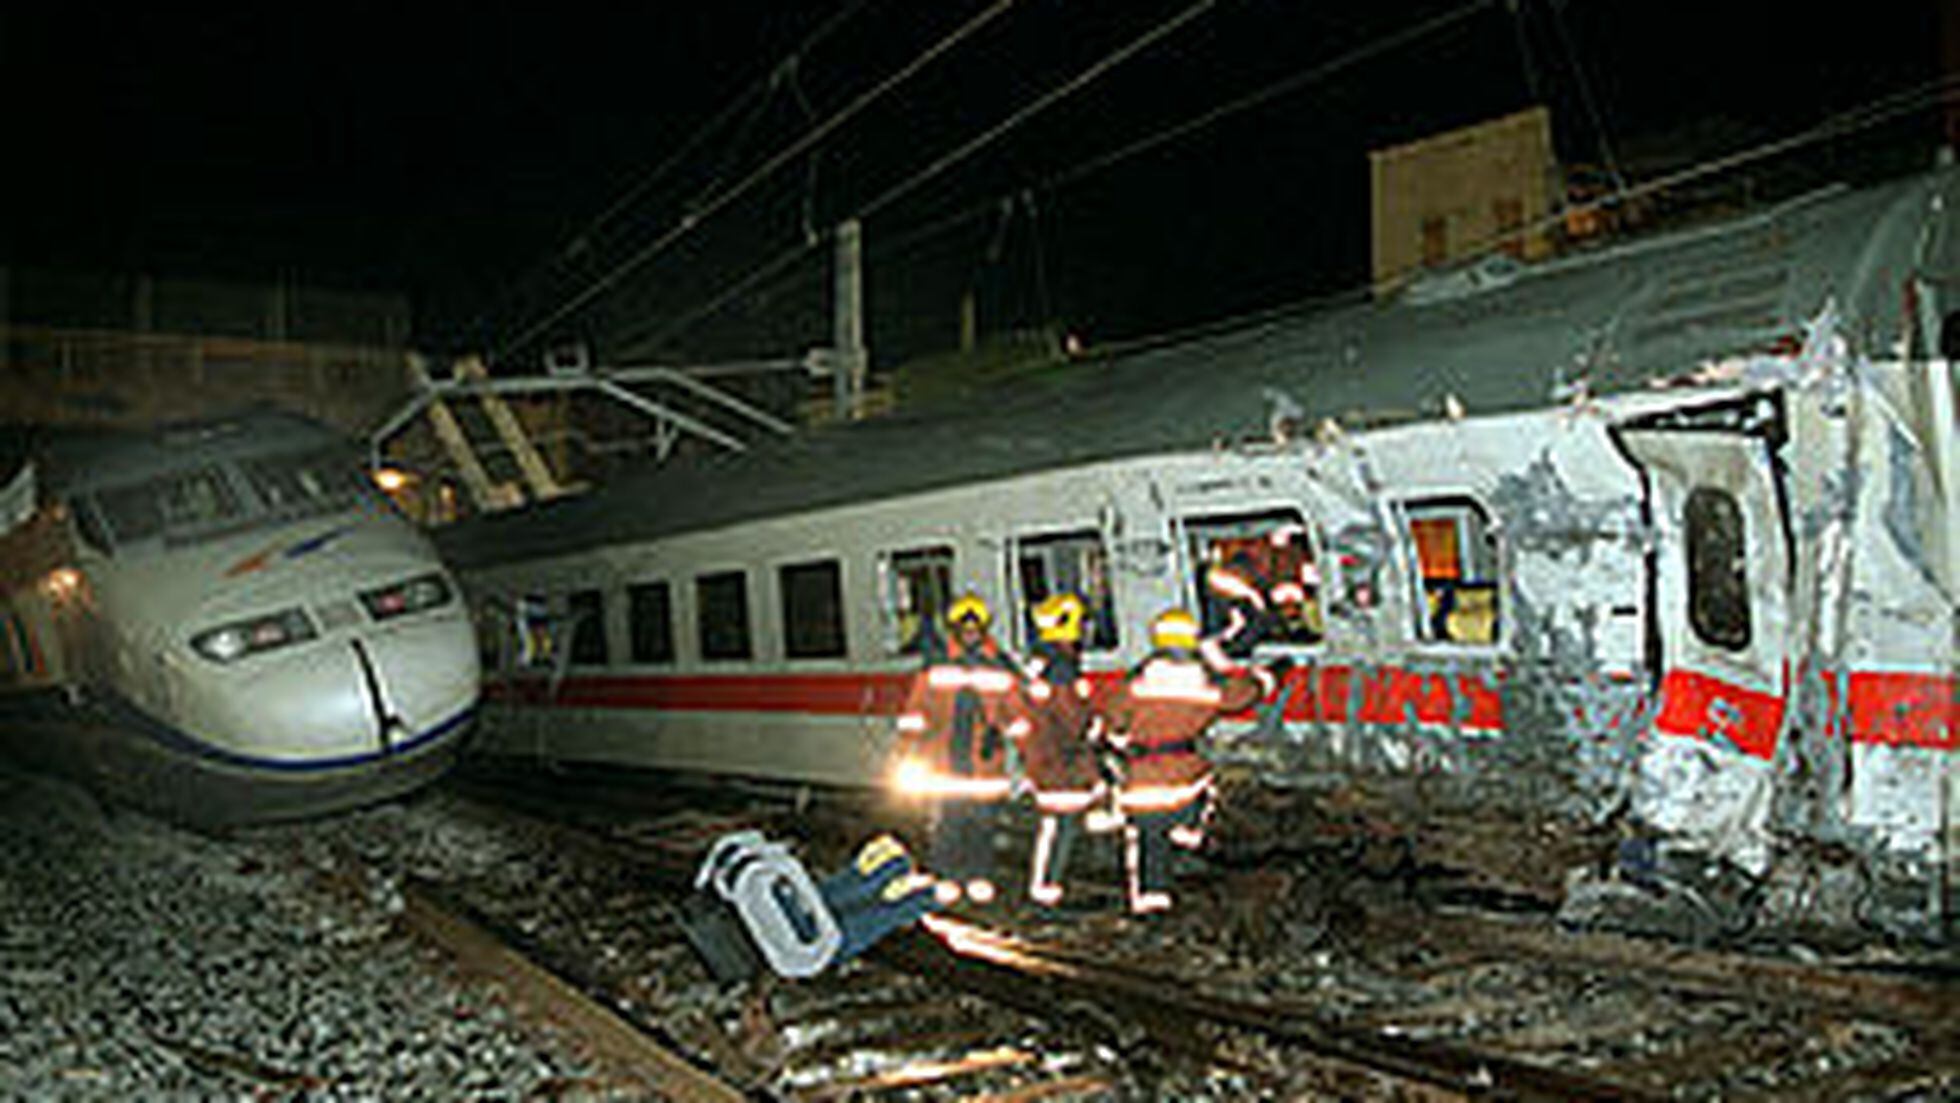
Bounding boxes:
[946,592,991,628]
[1150,608,1201,651]
[1032,592,1086,643]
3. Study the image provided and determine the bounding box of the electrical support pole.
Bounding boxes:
[833,218,866,421]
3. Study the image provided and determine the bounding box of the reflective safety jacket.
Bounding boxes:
[1012,643,1102,810]
[1100,653,1265,813]
[889,635,1020,800]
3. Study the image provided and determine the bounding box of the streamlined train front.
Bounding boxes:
[10,414,477,824]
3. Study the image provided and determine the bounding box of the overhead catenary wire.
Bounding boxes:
[1506,0,1544,104]
[1544,0,1626,193]
[494,0,1021,360]
[634,72,1960,365]
[618,0,1492,356]
[582,0,876,246]
[616,0,1235,359]
[464,0,879,344]
[855,0,1220,220]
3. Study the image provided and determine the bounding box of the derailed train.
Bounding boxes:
[0,413,478,824]
[444,163,1957,935]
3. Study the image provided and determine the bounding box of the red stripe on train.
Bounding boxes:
[491,671,914,714]
[1653,668,1785,759]
[1653,668,1956,757]
[485,664,1508,731]
[487,665,1952,753]
[1844,670,1956,751]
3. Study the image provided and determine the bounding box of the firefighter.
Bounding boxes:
[887,592,1020,906]
[1101,608,1274,916]
[1013,592,1103,910]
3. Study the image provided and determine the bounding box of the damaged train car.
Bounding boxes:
[440,162,1958,941]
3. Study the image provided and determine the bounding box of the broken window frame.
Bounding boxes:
[1396,495,1503,648]
[1684,485,1751,653]
[1176,507,1326,650]
[877,544,955,658]
[779,558,848,661]
[1008,528,1119,654]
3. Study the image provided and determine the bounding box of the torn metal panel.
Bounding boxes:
[1206,336,1949,940]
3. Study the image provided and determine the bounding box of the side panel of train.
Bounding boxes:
[470,362,1953,881]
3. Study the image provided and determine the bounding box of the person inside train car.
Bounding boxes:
[1101,609,1275,917]
[887,593,1021,907]
[1200,545,1275,660]
[1012,592,1104,911]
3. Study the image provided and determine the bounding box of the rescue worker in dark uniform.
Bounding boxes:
[888,593,1019,906]
[1012,592,1103,909]
[1101,608,1274,916]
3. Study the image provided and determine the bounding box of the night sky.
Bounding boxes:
[2,2,1948,367]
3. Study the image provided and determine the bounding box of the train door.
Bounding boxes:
[1615,393,1792,865]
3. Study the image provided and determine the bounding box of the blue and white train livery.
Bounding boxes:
[0,412,477,825]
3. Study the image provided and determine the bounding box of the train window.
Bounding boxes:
[627,582,675,665]
[514,593,555,669]
[566,589,608,666]
[780,560,847,660]
[696,571,753,661]
[1183,510,1323,647]
[880,545,954,656]
[1401,498,1501,645]
[1685,487,1751,652]
[242,448,366,516]
[1015,531,1118,652]
[95,467,241,543]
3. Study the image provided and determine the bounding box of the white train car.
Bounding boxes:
[443,165,1957,931]
[0,413,479,825]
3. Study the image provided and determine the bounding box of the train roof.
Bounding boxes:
[438,164,1959,571]
[37,410,351,497]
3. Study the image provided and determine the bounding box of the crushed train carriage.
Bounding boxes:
[442,163,1958,939]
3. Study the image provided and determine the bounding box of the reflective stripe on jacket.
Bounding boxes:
[1102,653,1261,809]
[890,635,1020,795]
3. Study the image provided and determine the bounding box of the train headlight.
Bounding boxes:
[360,572,453,622]
[191,608,318,664]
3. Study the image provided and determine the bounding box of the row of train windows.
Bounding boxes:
[77,448,368,548]
[524,498,1510,669]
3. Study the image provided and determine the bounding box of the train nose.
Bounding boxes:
[347,610,480,749]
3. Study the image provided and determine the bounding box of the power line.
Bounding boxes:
[619,1,1492,355]
[638,72,1960,364]
[1544,0,1626,192]
[1505,0,1544,103]
[464,0,879,344]
[857,0,1220,220]
[617,0,1231,358]
[1042,0,1494,194]
[564,0,876,252]
[494,0,1020,360]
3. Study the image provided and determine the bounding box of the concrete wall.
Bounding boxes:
[1370,106,1557,288]
[0,267,412,433]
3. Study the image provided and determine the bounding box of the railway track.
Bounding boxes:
[432,770,1956,1100]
